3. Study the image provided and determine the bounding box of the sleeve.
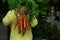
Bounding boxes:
[2,10,16,26]
[30,16,38,27]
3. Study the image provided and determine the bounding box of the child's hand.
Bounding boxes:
[15,6,26,16]
[19,6,26,14]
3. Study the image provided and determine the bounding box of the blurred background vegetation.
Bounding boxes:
[0,0,60,40]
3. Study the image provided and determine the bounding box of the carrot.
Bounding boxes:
[14,17,19,30]
[23,16,27,30]
[25,17,30,30]
[19,15,23,33]
[23,15,30,30]
[14,14,30,35]
[17,18,20,33]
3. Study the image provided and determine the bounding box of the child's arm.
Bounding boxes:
[2,10,16,26]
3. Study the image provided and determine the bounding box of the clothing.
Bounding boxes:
[3,10,38,40]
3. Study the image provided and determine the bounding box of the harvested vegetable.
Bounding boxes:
[14,6,30,35]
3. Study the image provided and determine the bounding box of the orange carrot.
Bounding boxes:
[23,16,27,30]
[19,15,23,33]
[23,15,30,30]
[26,17,30,30]
[14,17,19,30]
[14,14,30,35]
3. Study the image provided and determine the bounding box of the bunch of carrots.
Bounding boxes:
[14,6,30,35]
